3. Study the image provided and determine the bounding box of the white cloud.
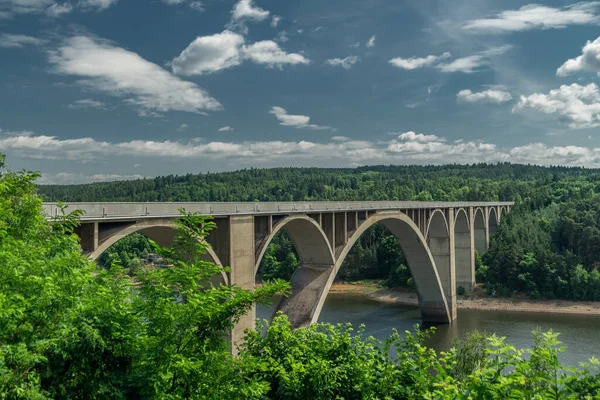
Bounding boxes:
[0,33,44,48]
[161,0,203,10]
[457,89,513,104]
[557,37,600,76]
[6,130,600,169]
[218,126,233,131]
[331,136,350,141]
[178,124,188,131]
[366,35,376,48]
[171,32,308,75]
[0,0,53,17]
[326,55,359,69]
[349,41,360,48]
[78,0,118,11]
[46,2,72,16]
[514,83,600,128]
[438,46,512,73]
[48,36,222,114]
[243,41,309,67]
[438,55,486,73]
[38,172,144,185]
[271,15,281,27]
[463,3,600,33]
[389,52,451,70]
[231,0,269,21]
[170,30,245,75]
[67,99,106,110]
[269,106,333,130]
[276,31,289,43]
[189,2,203,11]
[397,131,445,143]
[0,0,117,17]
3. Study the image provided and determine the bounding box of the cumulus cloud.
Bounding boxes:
[514,83,600,129]
[326,55,359,69]
[397,131,445,143]
[457,89,513,104]
[243,41,309,67]
[66,99,107,110]
[170,30,245,75]
[46,2,72,16]
[366,35,376,48]
[218,126,233,131]
[48,36,222,115]
[5,130,600,171]
[171,32,308,75]
[231,0,269,21]
[227,0,269,33]
[463,2,600,33]
[557,37,600,76]
[389,52,450,70]
[0,33,44,48]
[269,106,334,130]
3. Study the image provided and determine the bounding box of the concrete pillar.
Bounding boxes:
[228,216,256,353]
[322,213,335,250]
[334,212,347,254]
[455,209,474,293]
[76,222,98,254]
[485,208,491,251]
[473,208,486,256]
[427,210,456,321]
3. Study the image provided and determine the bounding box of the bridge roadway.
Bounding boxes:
[44,201,513,352]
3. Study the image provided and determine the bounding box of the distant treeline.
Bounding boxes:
[40,163,600,300]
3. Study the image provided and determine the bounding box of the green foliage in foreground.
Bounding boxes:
[2,155,600,398]
[243,316,600,400]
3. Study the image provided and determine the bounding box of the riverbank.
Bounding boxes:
[329,282,600,316]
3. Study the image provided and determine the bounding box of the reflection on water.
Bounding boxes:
[257,291,600,366]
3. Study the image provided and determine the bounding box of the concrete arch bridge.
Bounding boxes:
[43,201,512,346]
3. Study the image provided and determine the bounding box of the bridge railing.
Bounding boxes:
[42,201,514,220]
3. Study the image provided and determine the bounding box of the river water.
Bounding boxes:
[257,291,600,367]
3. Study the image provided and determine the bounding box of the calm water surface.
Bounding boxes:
[258,292,600,366]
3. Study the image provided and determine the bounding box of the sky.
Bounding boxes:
[2,0,600,184]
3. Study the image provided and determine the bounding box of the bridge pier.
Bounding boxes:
[228,216,256,352]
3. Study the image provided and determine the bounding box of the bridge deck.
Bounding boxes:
[43,201,514,221]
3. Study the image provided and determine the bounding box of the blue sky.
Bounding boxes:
[2,0,600,183]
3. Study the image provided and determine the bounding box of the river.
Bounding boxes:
[257,291,600,366]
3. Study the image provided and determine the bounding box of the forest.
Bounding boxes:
[41,163,600,301]
[2,154,600,398]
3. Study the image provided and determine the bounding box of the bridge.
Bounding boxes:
[43,201,512,348]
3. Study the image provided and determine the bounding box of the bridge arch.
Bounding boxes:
[454,208,474,292]
[304,212,451,329]
[257,215,335,328]
[88,220,228,285]
[499,206,507,223]
[254,215,334,276]
[473,207,486,255]
[488,207,499,236]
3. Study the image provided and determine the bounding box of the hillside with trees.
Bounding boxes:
[40,163,600,301]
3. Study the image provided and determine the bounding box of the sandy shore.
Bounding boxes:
[330,283,600,316]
